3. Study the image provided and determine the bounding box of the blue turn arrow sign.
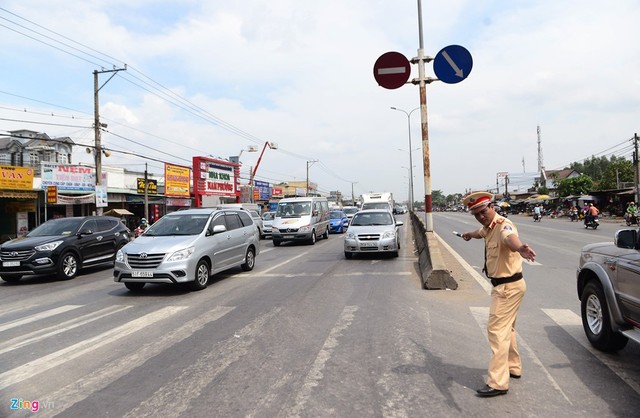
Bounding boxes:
[433,45,473,84]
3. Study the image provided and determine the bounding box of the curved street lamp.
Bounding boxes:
[391,106,419,211]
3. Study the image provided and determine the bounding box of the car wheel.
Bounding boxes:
[273,239,281,246]
[125,282,145,291]
[308,230,316,245]
[57,252,79,280]
[323,228,329,239]
[190,259,210,291]
[241,247,256,271]
[345,252,353,259]
[581,281,628,352]
[1,275,22,283]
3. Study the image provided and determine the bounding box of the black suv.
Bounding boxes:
[0,216,130,282]
[577,228,640,352]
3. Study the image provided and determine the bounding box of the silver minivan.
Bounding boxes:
[271,197,330,246]
[114,208,259,291]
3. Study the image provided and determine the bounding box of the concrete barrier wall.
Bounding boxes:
[410,211,458,290]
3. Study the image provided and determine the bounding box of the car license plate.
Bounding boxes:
[361,242,377,247]
[2,261,20,267]
[132,271,153,278]
[284,235,294,239]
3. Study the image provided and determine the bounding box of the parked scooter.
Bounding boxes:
[584,215,599,230]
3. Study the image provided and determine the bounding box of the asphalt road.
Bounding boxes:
[0,212,638,417]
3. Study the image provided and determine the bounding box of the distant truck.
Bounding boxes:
[361,192,394,213]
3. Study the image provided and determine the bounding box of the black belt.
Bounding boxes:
[490,272,523,287]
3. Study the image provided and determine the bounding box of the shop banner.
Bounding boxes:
[165,163,191,197]
[96,185,108,207]
[47,186,57,204]
[254,180,270,200]
[0,165,35,190]
[41,163,95,191]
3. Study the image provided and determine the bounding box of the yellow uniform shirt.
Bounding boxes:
[477,214,522,279]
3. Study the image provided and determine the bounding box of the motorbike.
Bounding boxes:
[584,216,599,230]
[533,212,541,222]
[625,211,639,226]
[133,226,146,238]
[569,210,579,222]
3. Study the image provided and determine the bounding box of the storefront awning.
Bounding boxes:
[103,208,134,216]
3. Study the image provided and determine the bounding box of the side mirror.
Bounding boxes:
[212,224,227,235]
[615,229,637,249]
[78,228,93,236]
[312,210,318,216]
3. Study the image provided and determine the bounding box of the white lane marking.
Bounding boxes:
[543,308,640,396]
[470,307,571,404]
[122,307,282,418]
[258,251,311,275]
[435,232,542,292]
[0,305,131,355]
[0,306,186,391]
[33,306,235,418]
[435,233,493,294]
[286,305,358,418]
[0,305,82,333]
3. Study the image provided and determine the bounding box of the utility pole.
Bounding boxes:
[144,163,149,222]
[94,66,126,214]
[537,125,545,188]
[351,182,357,205]
[306,160,318,196]
[634,133,639,204]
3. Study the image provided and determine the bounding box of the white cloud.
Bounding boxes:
[1,0,640,200]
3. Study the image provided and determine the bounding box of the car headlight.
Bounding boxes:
[299,225,311,233]
[382,231,396,239]
[35,241,63,251]
[167,247,195,262]
[116,249,124,262]
[346,232,356,239]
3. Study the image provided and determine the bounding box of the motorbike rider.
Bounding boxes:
[626,201,638,224]
[585,203,600,225]
[533,204,542,221]
[569,205,579,221]
[134,217,148,238]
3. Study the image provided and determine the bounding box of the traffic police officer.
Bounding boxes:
[461,191,537,397]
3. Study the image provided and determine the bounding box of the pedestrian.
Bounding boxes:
[460,191,537,397]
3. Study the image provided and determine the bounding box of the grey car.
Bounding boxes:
[344,209,403,259]
[114,208,259,291]
[577,228,640,352]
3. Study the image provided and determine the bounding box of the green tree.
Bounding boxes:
[599,159,634,190]
[556,175,593,196]
[431,189,446,209]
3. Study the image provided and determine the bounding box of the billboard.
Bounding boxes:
[192,156,240,206]
[0,165,35,190]
[164,163,191,197]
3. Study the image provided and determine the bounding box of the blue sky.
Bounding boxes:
[1,1,640,201]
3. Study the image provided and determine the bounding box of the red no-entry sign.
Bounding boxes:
[373,51,411,89]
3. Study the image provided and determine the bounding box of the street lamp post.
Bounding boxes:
[391,106,419,211]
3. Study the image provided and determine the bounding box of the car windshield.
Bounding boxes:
[343,207,359,215]
[262,212,275,221]
[330,211,344,219]
[143,214,209,236]
[350,212,393,226]
[276,202,311,218]
[27,218,83,236]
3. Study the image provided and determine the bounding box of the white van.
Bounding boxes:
[272,197,330,245]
